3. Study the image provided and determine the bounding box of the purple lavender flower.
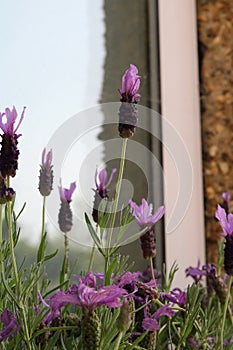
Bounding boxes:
[185,260,206,283]
[160,288,186,308]
[119,64,141,103]
[38,148,53,196]
[46,272,126,314]
[142,304,175,331]
[129,199,165,259]
[129,199,165,229]
[0,106,26,136]
[58,180,76,204]
[95,167,116,198]
[0,309,21,343]
[92,167,116,224]
[118,64,141,138]
[215,204,233,237]
[0,106,26,178]
[58,180,76,233]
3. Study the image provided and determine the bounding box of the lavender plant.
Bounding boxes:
[0,66,232,349]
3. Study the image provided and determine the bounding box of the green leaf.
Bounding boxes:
[84,213,104,255]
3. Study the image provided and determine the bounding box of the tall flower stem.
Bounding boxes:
[149,257,155,281]
[64,232,69,280]
[113,331,123,350]
[219,275,233,349]
[41,196,46,240]
[7,176,18,287]
[105,138,128,272]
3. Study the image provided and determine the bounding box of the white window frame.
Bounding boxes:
[158,0,205,287]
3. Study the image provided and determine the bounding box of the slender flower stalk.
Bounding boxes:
[105,138,128,279]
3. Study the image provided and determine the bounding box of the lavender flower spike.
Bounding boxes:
[129,198,165,228]
[0,106,26,136]
[92,167,116,223]
[58,179,76,233]
[0,106,26,178]
[39,148,53,196]
[119,64,141,103]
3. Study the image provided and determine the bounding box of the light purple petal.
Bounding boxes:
[153,304,175,319]
[142,317,160,331]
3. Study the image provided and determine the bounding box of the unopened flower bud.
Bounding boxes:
[58,201,73,233]
[38,148,53,196]
[65,313,81,338]
[117,300,132,332]
[140,227,156,260]
[81,310,101,350]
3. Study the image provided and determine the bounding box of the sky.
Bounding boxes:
[0,0,105,244]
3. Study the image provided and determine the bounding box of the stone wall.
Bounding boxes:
[197,0,233,263]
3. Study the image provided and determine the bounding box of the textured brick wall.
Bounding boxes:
[197,0,233,263]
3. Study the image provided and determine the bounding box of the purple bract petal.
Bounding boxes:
[129,198,165,228]
[119,64,141,103]
[95,167,117,194]
[41,148,53,168]
[0,106,26,135]
[58,179,76,203]
[215,204,233,237]
[142,317,160,331]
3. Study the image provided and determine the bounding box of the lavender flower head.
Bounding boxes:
[92,167,116,224]
[58,180,76,233]
[119,64,141,103]
[216,204,233,276]
[215,204,233,237]
[95,167,116,198]
[129,198,165,229]
[129,198,165,260]
[142,304,175,331]
[0,106,26,136]
[0,106,26,178]
[38,148,53,196]
[118,64,141,138]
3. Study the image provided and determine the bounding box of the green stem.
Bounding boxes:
[7,176,18,287]
[220,275,233,350]
[21,303,32,350]
[105,138,128,274]
[113,331,123,350]
[41,196,46,240]
[64,232,69,279]
[149,257,155,281]
[88,245,96,272]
